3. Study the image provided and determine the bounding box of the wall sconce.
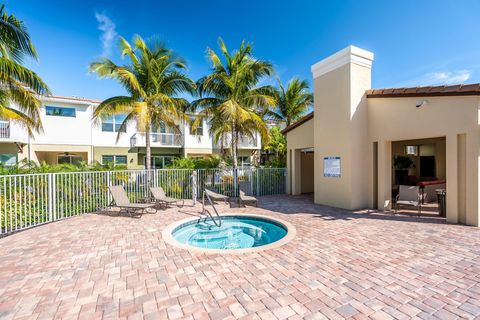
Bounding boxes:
[416,100,428,108]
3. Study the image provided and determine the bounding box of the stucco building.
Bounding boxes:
[283,45,480,227]
[0,96,260,169]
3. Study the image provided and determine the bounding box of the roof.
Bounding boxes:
[42,95,102,104]
[366,83,480,98]
[281,112,314,134]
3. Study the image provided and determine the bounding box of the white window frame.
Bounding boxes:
[189,118,203,136]
[238,156,251,167]
[102,155,128,166]
[101,114,127,132]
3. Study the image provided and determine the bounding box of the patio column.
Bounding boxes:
[291,149,302,195]
[312,46,373,209]
[377,140,392,211]
[446,134,459,224]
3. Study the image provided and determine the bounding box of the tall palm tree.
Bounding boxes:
[90,35,195,171]
[0,5,50,135]
[272,78,313,126]
[191,38,275,169]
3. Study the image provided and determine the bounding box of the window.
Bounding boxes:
[101,114,127,132]
[57,155,83,164]
[405,145,418,156]
[190,118,203,136]
[238,156,251,167]
[46,106,76,117]
[0,153,17,166]
[102,155,127,166]
[148,156,175,169]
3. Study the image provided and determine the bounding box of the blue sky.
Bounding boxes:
[6,0,480,100]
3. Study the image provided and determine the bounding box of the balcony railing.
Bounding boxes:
[0,121,10,139]
[215,134,259,149]
[130,132,183,148]
[238,135,259,148]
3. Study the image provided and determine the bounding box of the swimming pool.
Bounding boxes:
[163,215,294,253]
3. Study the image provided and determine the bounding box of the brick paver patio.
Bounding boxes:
[0,195,479,319]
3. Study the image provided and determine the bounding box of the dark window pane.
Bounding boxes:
[0,153,17,166]
[46,106,76,117]
[115,156,127,164]
[102,122,114,132]
[102,155,114,164]
[57,156,71,164]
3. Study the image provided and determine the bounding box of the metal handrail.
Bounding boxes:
[201,189,222,227]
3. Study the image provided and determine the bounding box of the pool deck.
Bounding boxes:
[0,195,479,319]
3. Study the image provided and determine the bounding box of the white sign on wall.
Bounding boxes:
[324,157,341,177]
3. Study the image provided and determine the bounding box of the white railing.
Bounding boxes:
[130,132,183,148]
[214,134,260,149]
[0,167,287,235]
[0,121,10,139]
[238,135,258,148]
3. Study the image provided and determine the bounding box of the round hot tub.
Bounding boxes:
[162,214,295,254]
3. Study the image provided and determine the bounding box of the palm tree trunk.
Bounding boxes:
[220,134,226,159]
[231,123,238,197]
[145,124,151,171]
[231,123,238,169]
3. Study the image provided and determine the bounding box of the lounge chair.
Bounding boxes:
[108,185,156,216]
[239,181,258,207]
[204,187,229,204]
[149,186,184,208]
[394,185,422,215]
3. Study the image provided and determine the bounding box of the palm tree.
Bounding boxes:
[191,38,275,169]
[89,35,195,171]
[272,78,313,126]
[0,5,50,135]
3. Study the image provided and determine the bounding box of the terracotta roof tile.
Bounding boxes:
[366,83,480,98]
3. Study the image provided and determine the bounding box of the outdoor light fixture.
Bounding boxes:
[415,100,428,108]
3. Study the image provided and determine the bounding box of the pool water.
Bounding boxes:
[172,216,288,250]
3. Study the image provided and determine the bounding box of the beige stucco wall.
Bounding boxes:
[185,148,213,157]
[301,152,314,193]
[368,96,480,226]
[285,118,314,194]
[93,146,141,169]
[19,144,92,164]
[0,143,20,154]
[313,62,371,209]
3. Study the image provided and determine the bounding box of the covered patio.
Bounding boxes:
[0,195,479,319]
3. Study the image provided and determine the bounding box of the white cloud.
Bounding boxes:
[95,12,117,57]
[400,69,471,87]
[423,70,471,85]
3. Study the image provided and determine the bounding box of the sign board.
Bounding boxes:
[324,157,341,177]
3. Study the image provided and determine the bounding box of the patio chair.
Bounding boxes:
[204,187,229,204]
[108,185,156,216]
[149,186,184,208]
[394,185,422,215]
[239,181,258,207]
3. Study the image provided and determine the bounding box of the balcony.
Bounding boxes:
[214,134,260,149]
[0,120,28,143]
[238,135,259,148]
[130,132,183,148]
